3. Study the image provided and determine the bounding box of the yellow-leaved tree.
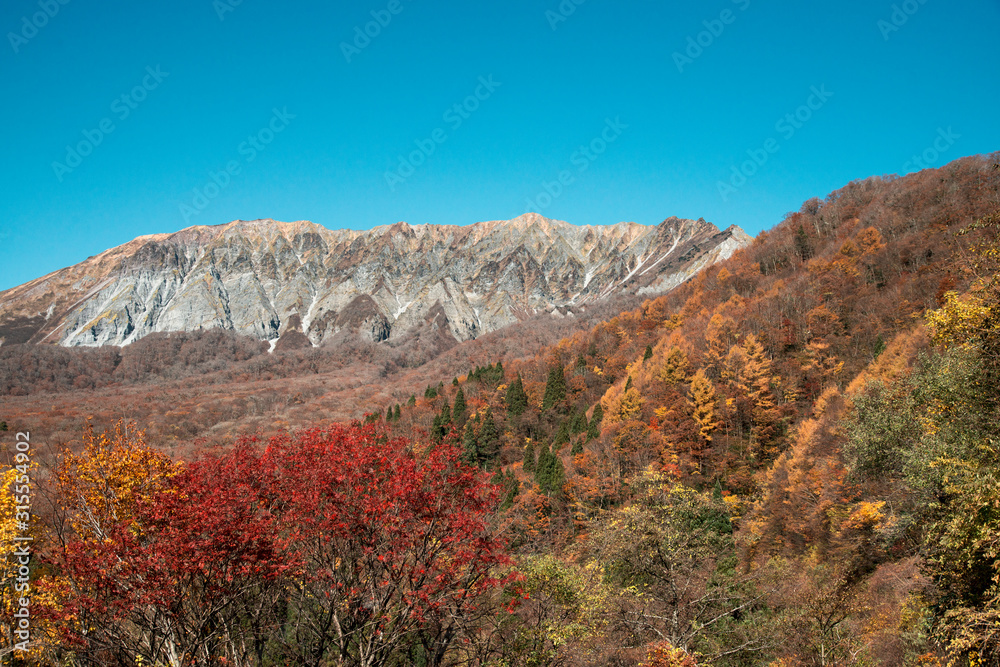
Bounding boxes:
[658,346,690,385]
[0,459,66,664]
[724,334,779,455]
[55,419,180,541]
[688,368,720,459]
[42,420,181,658]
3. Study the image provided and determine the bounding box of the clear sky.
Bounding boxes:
[1,0,998,291]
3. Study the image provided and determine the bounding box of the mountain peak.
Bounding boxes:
[0,214,749,348]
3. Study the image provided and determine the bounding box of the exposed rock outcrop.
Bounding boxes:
[0,214,751,348]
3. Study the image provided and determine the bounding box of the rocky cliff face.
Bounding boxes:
[0,214,751,348]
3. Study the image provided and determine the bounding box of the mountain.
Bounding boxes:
[3,154,998,667]
[0,213,750,348]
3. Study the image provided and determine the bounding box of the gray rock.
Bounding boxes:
[0,214,751,348]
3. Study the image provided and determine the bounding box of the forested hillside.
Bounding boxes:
[2,154,999,666]
[374,153,1000,665]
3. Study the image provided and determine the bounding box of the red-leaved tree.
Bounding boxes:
[53,421,513,667]
[268,423,513,666]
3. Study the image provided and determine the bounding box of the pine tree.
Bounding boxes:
[407,394,416,406]
[432,400,452,443]
[462,418,479,466]
[505,374,529,416]
[535,444,565,495]
[553,418,571,449]
[571,409,589,435]
[523,441,536,474]
[470,362,505,387]
[571,438,583,456]
[453,377,459,386]
[478,408,501,463]
[542,365,567,411]
[453,387,467,425]
[535,444,553,489]
[643,345,654,361]
[588,403,604,439]
[393,404,401,421]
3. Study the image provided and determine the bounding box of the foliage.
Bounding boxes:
[506,373,529,417]
[641,641,699,667]
[594,469,770,663]
[48,421,514,666]
[543,365,568,411]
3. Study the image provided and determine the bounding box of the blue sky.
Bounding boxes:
[1,0,998,291]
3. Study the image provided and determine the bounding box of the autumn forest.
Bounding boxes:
[3,153,1000,666]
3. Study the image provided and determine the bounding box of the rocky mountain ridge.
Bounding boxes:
[0,213,751,348]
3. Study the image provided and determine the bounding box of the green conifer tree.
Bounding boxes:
[535,444,565,495]
[462,417,479,465]
[478,408,500,463]
[453,387,467,424]
[523,441,537,474]
[505,374,529,417]
[542,365,567,411]
[553,419,571,448]
[534,444,553,489]
[588,403,604,440]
